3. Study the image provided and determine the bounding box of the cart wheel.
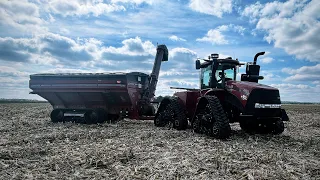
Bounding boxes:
[50,109,64,123]
[85,110,98,124]
[96,109,107,123]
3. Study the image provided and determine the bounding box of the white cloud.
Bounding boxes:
[170,48,197,62]
[0,66,29,77]
[269,83,320,102]
[270,83,309,89]
[169,35,186,42]
[48,14,56,23]
[232,25,246,36]
[0,34,152,66]
[0,0,46,33]
[102,36,156,57]
[44,0,126,17]
[282,64,320,81]
[189,0,232,18]
[59,28,70,34]
[241,0,320,62]
[111,0,154,5]
[196,24,245,44]
[260,57,274,64]
[197,29,228,44]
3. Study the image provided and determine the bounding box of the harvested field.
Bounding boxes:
[0,103,319,179]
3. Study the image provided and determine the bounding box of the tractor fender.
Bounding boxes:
[204,90,245,113]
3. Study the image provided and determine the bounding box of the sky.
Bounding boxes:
[0,0,319,102]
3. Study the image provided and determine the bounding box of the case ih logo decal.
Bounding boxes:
[241,94,248,100]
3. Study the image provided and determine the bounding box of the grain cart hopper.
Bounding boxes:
[29,45,168,123]
[155,52,289,139]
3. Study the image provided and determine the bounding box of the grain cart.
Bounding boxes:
[29,45,168,123]
[154,52,289,139]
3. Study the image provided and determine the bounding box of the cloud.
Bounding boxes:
[0,33,100,64]
[169,35,186,42]
[111,0,154,5]
[0,34,159,68]
[270,83,320,102]
[271,83,310,89]
[260,57,274,64]
[241,0,320,62]
[44,0,126,17]
[282,64,320,81]
[101,37,156,62]
[196,24,245,44]
[0,66,29,77]
[196,29,228,45]
[0,0,46,33]
[189,0,232,18]
[169,48,197,64]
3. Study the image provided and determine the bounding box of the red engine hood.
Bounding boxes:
[226,81,278,91]
[226,80,279,107]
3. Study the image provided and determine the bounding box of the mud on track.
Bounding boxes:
[0,103,319,179]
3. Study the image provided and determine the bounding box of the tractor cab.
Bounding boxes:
[196,52,266,89]
[196,54,243,89]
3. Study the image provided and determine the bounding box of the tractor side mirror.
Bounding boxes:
[196,60,201,69]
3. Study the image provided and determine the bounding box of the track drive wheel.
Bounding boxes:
[194,96,231,139]
[50,109,64,123]
[154,97,187,130]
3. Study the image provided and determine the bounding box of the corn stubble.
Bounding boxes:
[0,103,319,179]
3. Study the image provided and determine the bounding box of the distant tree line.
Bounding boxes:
[282,101,319,104]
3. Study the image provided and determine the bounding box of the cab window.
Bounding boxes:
[201,65,211,89]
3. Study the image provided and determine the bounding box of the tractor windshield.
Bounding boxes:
[215,64,236,87]
[200,63,236,89]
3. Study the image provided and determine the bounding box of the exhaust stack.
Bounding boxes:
[253,52,265,65]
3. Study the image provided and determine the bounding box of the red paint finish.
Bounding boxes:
[174,91,201,119]
[226,80,278,107]
[29,72,148,119]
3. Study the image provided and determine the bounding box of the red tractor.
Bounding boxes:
[154,52,289,139]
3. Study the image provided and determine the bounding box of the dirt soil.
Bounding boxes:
[0,103,319,179]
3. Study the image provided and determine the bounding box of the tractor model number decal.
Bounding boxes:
[240,89,250,96]
[241,94,248,100]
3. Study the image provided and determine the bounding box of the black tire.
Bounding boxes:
[201,96,231,139]
[50,109,64,123]
[84,110,98,124]
[96,109,107,123]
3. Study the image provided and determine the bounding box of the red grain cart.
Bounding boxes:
[29,45,168,123]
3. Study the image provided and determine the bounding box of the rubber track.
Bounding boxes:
[204,95,231,139]
[169,97,188,130]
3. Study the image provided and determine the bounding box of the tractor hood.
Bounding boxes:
[226,81,278,92]
[226,80,281,113]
